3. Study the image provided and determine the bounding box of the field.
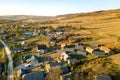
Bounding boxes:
[52,9,120,49]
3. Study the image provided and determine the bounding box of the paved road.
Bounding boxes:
[0,40,14,80]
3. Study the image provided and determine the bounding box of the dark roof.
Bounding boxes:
[50,62,66,68]
[61,66,69,74]
[57,50,65,54]
[24,31,32,35]
[13,38,19,42]
[93,51,105,55]
[38,45,47,50]
[23,71,45,80]
[22,55,39,61]
[11,48,24,52]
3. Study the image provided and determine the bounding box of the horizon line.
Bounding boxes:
[0,8,119,17]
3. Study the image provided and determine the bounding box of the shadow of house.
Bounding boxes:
[69,54,86,60]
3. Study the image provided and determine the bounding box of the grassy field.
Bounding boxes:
[52,9,120,49]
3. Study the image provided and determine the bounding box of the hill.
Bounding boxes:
[55,9,120,49]
[0,15,52,20]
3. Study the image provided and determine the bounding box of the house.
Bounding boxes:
[50,38,56,44]
[75,45,84,50]
[21,41,27,47]
[99,46,110,53]
[13,38,19,42]
[47,32,55,37]
[86,47,94,54]
[89,43,99,47]
[55,31,63,37]
[16,63,35,70]
[37,45,47,54]
[76,51,87,55]
[22,55,39,64]
[11,48,25,53]
[24,31,32,37]
[61,43,66,49]
[93,75,112,80]
[20,37,26,40]
[93,50,105,56]
[60,52,69,61]
[33,31,39,36]
[67,59,77,64]
[65,48,74,53]
[22,71,45,80]
[16,64,36,77]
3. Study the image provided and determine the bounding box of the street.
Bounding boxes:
[0,40,14,80]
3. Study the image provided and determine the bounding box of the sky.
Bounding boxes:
[0,0,120,16]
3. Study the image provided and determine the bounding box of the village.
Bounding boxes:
[0,22,113,80]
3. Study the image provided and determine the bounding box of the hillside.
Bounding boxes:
[55,9,120,25]
[39,9,119,49]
